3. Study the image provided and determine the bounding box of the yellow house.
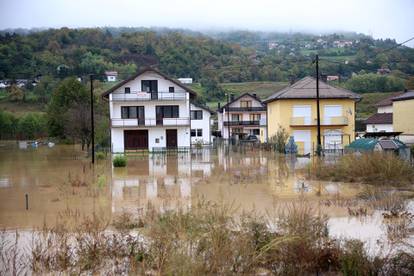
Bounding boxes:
[263,77,361,154]
[392,91,414,144]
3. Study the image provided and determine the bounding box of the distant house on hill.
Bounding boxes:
[105,71,118,82]
[177,78,193,84]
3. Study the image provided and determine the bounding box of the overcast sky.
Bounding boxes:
[1,0,413,46]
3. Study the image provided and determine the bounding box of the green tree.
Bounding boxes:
[33,75,57,103]
[16,113,47,140]
[0,110,17,139]
[47,77,89,138]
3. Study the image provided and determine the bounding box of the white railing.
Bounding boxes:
[111,91,187,101]
[111,117,190,127]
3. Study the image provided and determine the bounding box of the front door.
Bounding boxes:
[166,129,177,148]
[124,130,148,150]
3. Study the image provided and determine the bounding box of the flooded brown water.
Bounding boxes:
[0,141,413,253]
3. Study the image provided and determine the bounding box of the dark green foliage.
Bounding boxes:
[16,113,47,139]
[344,73,405,93]
[113,155,127,167]
[46,77,89,138]
[0,110,17,139]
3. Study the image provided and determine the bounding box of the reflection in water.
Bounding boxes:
[1,142,408,249]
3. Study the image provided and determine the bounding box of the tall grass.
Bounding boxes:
[308,152,414,186]
[1,200,411,275]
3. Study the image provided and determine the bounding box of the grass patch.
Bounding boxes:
[4,200,410,274]
[307,152,414,186]
[356,91,398,119]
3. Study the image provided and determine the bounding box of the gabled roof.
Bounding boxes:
[102,67,197,98]
[218,92,264,112]
[191,102,215,115]
[392,91,414,102]
[364,113,393,125]
[264,76,361,103]
[374,92,404,107]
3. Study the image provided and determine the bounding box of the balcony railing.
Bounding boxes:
[224,120,260,126]
[290,116,349,126]
[111,117,190,127]
[111,91,187,101]
[225,107,266,112]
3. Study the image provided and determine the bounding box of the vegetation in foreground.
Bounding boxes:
[1,200,413,275]
[113,154,127,167]
[307,152,414,186]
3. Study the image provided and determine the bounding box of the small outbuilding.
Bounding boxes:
[346,138,410,160]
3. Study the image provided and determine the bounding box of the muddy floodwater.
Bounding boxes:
[0,142,412,254]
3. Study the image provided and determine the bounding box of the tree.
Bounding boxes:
[47,77,89,139]
[269,125,289,154]
[0,110,17,139]
[16,113,47,140]
[7,84,24,101]
[33,75,57,103]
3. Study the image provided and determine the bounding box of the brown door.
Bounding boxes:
[166,129,177,148]
[124,130,148,150]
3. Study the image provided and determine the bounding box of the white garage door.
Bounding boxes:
[293,130,312,154]
[293,105,312,125]
[324,105,342,124]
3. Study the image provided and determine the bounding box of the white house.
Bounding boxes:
[105,71,118,82]
[177,78,193,84]
[217,93,267,141]
[103,67,211,152]
[364,92,403,133]
[190,103,214,145]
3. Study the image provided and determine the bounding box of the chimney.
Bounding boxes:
[253,93,257,98]
[230,93,235,101]
[320,74,328,82]
[218,102,221,109]
[404,88,408,93]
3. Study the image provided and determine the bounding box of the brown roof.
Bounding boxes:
[101,67,197,98]
[218,92,265,112]
[374,92,404,107]
[364,113,393,125]
[264,76,361,103]
[391,91,414,102]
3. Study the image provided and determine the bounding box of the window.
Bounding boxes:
[169,86,175,93]
[191,110,203,120]
[231,114,241,121]
[191,129,196,137]
[156,105,179,118]
[197,129,203,137]
[124,87,131,94]
[249,114,261,121]
[250,129,260,135]
[240,100,252,108]
[141,80,158,92]
[121,106,145,119]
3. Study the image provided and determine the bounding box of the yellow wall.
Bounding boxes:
[393,99,414,135]
[266,99,357,153]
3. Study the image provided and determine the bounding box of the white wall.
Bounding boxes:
[109,71,192,152]
[377,105,393,113]
[190,104,211,145]
[217,94,266,139]
[366,123,393,132]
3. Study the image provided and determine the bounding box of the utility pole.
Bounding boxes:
[90,74,95,164]
[315,54,322,156]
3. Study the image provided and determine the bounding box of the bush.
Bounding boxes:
[113,155,127,167]
[95,151,106,160]
[16,113,47,140]
[269,125,289,153]
[0,110,17,139]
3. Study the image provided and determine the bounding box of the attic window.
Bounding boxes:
[124,87,130,94]
[169,86,174,93]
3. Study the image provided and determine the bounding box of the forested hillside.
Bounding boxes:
[1,27,414,84]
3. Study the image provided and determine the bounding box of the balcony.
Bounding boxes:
[290,116,348,126]
[224,120,260,127]
[111,117,190,127]
[111,91,187,101]
[225,106,266,112]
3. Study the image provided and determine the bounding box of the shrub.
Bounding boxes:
[95,151,106,160]
[113,155,127,167]
[269,125,289,153]
[16,113,47,140]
